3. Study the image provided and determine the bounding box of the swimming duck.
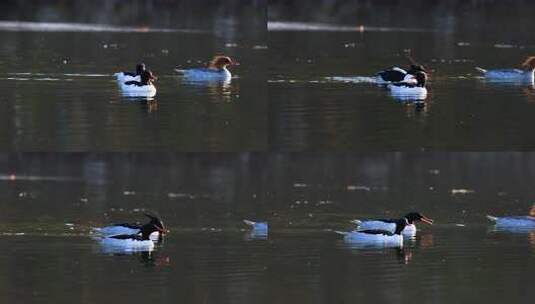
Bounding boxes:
[93,213,166,240]
[175,56,238,81]
[336,218,408,247]
[119,70,157,97]
[243,219,268,234]
[376,54,426,84]
[388,71,428,100]
[100,223,165,252]
[487,215,535,229]
[351,212,434,237]
[475,56,535,82]
[115,63,145,83]
[376,65,424,84]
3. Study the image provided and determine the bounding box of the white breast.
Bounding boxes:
[388,85,427,101]
[100,237,155,253]
[119,83,157,97]
[343,232,403,248]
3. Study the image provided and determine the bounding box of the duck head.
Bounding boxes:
[414,71,427,87]
[140,223,166,240]
[408,64,426,74]
[136,63,146,75]
[209,56,238,70]
[144,213,167,234]
[404,212,434,225]
[140,70,156,84]
[521,56,535,70]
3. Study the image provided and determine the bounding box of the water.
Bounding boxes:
[0,1,267,151]
[3,1,535,303]
[2,153,535,303]
[268,1,535,150]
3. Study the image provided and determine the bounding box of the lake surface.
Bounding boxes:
[269,1,535,150]
[0,1,267,151]
[1,153,535,303]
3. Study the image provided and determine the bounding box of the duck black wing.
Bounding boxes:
[377,69,407,82]
[124,80,143,86]
[359,229,395,236]
[109,233,142,240]
[374,218,398,223]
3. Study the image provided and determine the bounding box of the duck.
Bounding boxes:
[93,213,167,241]
[243,219,268,234]
[119,70,157,97]
[475,56,535,82]
[115,63,145,83]
[486,215,535,229]
[336,218,408,247]
[376,65,424,84]
[376,54,426,84]
[175,56,238,81]
[100,222,165,252]
[388,71,428,100]
[351,212,434,237]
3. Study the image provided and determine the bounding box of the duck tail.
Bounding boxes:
[243,219,256,226]
[334,230,349,236]
[486,215,498,222]
[475,67,487,74]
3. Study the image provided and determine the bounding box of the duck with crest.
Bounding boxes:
[175,55,238,81]
[476,56,535,82]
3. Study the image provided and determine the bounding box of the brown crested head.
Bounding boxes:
[521,56,535,69]
[209,56,235,69]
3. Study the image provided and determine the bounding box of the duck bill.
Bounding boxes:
[159,228,170,234]
[421,216,434,225]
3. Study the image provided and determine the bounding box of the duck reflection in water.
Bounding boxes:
[179,77,236,103]
[138,251,171,268]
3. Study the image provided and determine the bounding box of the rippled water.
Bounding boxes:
[0,1,266,151]
[268,1,535,150]
[3,1,535,303]
[2,153,535,303]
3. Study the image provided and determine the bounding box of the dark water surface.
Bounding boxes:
[269,1,535,150]
[2,153,535,303]
[0,1,267,151]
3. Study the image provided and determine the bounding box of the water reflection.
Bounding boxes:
[178,77,236,103]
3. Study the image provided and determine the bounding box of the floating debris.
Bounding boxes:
[168,192,196,199]
[428,169,440,175]
[457,42,471,47]
[293,183,308,188]
[451,189,475,195]
[123,191,136,196]
[346,185,371,191]
[494,44,516,49]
